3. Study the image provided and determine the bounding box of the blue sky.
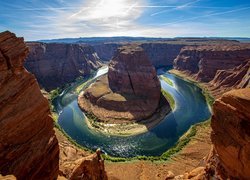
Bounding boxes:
[0,0,250,40]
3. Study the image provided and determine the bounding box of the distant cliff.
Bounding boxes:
[140,43,185,67]
[25,42,102,90]
[173,44,250,96]
[93,42,185,67]
[93,43,121,61]
[0,31,59,179]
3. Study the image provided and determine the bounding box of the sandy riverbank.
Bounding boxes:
[84,95,171,136]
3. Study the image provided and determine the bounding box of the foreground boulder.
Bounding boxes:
[0,31,59,179]
[78,45,169,124]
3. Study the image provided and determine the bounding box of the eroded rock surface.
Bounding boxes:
[25,42,102,90]
[0,31,59,179]
[78,45,168,123]
[174,44,250,96]
[210,88,250,179]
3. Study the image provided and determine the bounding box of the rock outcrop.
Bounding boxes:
[210,88,250,179]
[174,44,250,96]
[0,31,59,179]
[78,45,169,125]
[69,150,107,180]
[25,42,102,90]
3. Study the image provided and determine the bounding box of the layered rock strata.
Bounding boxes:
[25,42,102,90]
[210,88,250,179]
[78,45,169,124]
[174,44,250,96]
[0,31,59,179]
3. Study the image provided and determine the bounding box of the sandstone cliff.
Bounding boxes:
[0,31,59,179]
[210,88,250,179]
[25,42,102,90]
[174,44,250,96]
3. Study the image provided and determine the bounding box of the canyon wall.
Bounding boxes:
[93,43,121,61]
[174,44,250,96]
[0,31,59,179]
[140,43,185,67]
[210,88,250,179]
[92,42,185,67]
[25,42,103,90]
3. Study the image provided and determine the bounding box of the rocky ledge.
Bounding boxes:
[78,45,170,135]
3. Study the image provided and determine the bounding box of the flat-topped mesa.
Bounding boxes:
[78,45,168,127]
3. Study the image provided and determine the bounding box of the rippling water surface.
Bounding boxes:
[55,67,211,157]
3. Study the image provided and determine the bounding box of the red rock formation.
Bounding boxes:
[25,42,103,90]
[108,45,161,99]
[210,88,250,179]
[78,45,169,123]
[0,31,59,179]
[69,150,107,180]
[174,44,250,96]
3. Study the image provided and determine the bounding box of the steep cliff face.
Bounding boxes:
[140,43,185,67]
[210,88,250,179]
[93,43,121,61]
[174,44,250,96]
[108,45,161,99]
[25,42,102,90]
[0,31,59,179]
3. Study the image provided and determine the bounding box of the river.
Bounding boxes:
[55,66,211,157]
